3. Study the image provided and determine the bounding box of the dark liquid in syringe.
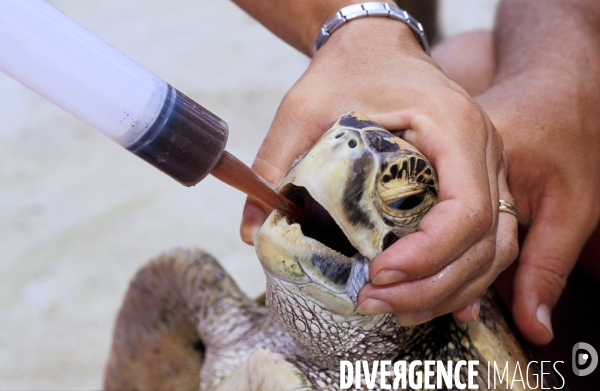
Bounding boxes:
[127,87,228,186]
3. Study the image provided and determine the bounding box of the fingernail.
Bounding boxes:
[396,311,434,327]
[372,270,407,285]
[357,299,393,315]
[468,296,482,321]
[536,304,554,339]
[240,203,268,244]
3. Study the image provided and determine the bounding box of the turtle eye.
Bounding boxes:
[377,153,438,228]
[387,192,426,210]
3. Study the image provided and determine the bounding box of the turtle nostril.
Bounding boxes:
[335,132,345,139]
[348,139,357,148]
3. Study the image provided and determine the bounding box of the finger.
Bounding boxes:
[251,108,323,186]
[446,159,516,325]
[238,100,329,243]
[240,197,271,245]
[367,111,412,131]
[359,210,516,315]
[394,273,489,327]
[359,176,518,318]
[453,296,483,323]
[360,212,516,324]
[512,201,587,345]
[369,113,497,283]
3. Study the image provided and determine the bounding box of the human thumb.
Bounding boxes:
[239,100,328,245]
[512,211,586,345]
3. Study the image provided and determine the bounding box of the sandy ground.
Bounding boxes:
[0,0,498,389]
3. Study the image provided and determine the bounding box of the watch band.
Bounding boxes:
[314,2,430,55]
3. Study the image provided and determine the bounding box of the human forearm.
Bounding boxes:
[485,0,600,136]
[232,0,397,56]
[493,0,600,83]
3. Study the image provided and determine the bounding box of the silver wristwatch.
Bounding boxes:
[314,2,430,55]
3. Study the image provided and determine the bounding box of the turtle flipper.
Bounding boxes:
[103,248,277,390]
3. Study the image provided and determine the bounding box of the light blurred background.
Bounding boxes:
[0,0,499,389]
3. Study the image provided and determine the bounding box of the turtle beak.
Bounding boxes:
[254,205,370,313]
[254,175,374,307]
[280,184,372,301]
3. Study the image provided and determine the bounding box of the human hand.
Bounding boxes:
[476,72,600,345]
[239,17,518,325]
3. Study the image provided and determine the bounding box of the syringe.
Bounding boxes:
[0,0,301,221]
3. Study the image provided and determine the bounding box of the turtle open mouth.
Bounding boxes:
[282,184,360,258]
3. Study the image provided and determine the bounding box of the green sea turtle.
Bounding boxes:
[104,113,564,390]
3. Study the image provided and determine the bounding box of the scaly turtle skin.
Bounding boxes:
[104,113,563,390]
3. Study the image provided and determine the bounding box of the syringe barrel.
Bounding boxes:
[127,87,229,186]
[0,0,228,186]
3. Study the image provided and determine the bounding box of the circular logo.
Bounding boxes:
[572,342,598,376]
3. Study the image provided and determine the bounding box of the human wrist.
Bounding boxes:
[313,16,431,64]
[492,0,600,86]
[312,2,430,56]
[300,1,400,56]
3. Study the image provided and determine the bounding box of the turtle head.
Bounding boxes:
[255,112,438,314]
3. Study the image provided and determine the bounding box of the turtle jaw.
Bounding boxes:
[255,205,369,305]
